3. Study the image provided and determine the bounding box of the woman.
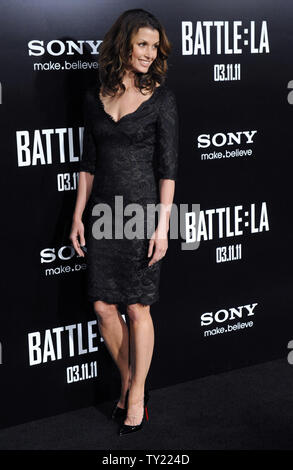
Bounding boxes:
[70,8,179,436]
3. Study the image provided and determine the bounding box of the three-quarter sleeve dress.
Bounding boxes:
[78,78,179,306]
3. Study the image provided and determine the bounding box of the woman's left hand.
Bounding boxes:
[147,227,168,266]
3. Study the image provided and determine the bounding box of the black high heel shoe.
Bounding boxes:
[118,390,150,436]
[111,389,129,421]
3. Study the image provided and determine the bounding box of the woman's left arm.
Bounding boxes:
[147,179,175,265]
[148,88,179,265]
[158,178,175,234]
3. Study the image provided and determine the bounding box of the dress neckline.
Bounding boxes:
[96,81,163,124]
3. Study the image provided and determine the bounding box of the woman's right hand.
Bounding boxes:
[69,218,86,257]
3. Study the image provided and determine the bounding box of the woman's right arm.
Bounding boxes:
[69,87,97,257]
[70,171,94,257]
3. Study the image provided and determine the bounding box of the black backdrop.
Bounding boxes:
[1,0,292,429]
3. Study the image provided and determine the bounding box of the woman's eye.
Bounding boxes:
[138,43,159,48]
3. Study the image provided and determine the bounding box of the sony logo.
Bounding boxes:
[201,303,257,326]
[198,130,257,148]
[40,245,84,263]
[28,40,102,56]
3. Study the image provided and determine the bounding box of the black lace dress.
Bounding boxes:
[78,78,179,306]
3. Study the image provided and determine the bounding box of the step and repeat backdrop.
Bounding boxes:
[1,0,292,428]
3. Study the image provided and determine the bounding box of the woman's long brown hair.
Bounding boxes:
[98,8,172,97]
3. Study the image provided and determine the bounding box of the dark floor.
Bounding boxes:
[0,357,292,450]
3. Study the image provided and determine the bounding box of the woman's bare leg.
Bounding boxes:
[124,303,154,425]
[94,300,131,407]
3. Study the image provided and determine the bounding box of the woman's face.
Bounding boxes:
[128,27,160,73]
